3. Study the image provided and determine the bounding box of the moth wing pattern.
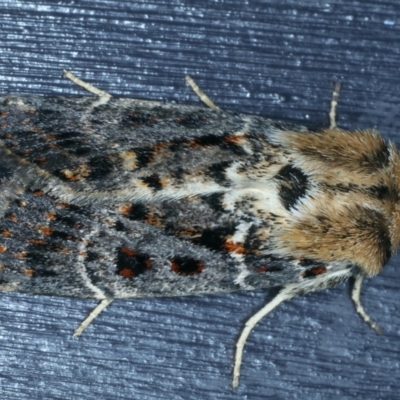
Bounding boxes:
[0,71,398,387]
[0,74,345,301]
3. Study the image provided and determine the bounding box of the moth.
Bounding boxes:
[0,71,397,388]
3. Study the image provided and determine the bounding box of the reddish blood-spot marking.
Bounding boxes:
[1,230,12,237]
[302,266,328,278]
[120,247,136,257]
[224,239,247,254]
[224,134,247,144]
[170,256,205,276]
[116,247,151,279]
[118,268,135,279]
[24,269,35,276]
[0,245,7,252]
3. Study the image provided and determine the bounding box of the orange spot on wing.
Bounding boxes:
[7,213,17,222]
[224,134,247,144]
[118,268,135,279]
[45,212,57,220]
[224,237,247,254]
[120,247,137,257]
[29,239,47,245]
[118,203,132,215]
[36,226,54,236]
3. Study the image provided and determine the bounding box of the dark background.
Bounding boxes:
[1,1,400,399]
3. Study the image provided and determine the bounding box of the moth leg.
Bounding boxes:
[232,287,294,389]
[329,81,341,129]
[63,70,112,102]
[351,275,383,335]
[185,75,219,109]
[73,298,114,337]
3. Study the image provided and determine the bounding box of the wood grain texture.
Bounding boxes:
[0,1,400,399]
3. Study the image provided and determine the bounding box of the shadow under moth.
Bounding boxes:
[0,71,397,387]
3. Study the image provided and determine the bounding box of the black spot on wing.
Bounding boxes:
[141,174,163,191]
[116,246,151,279]
[123,203,148,221]
[134,147,156,169]
[201,193,226,213]
[198,224,236,251]
[32,268,58,278]
[191,134,225,146]
[190,133,247,155]
[72,145,92,156]
[87,156,114,180]
[207,161,232,186]
[114,220,127,231]
[170,256,205,276]
[275,164,309,211]
[86,251,100,262]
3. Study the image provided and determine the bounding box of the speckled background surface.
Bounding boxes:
[0,1,399,399]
